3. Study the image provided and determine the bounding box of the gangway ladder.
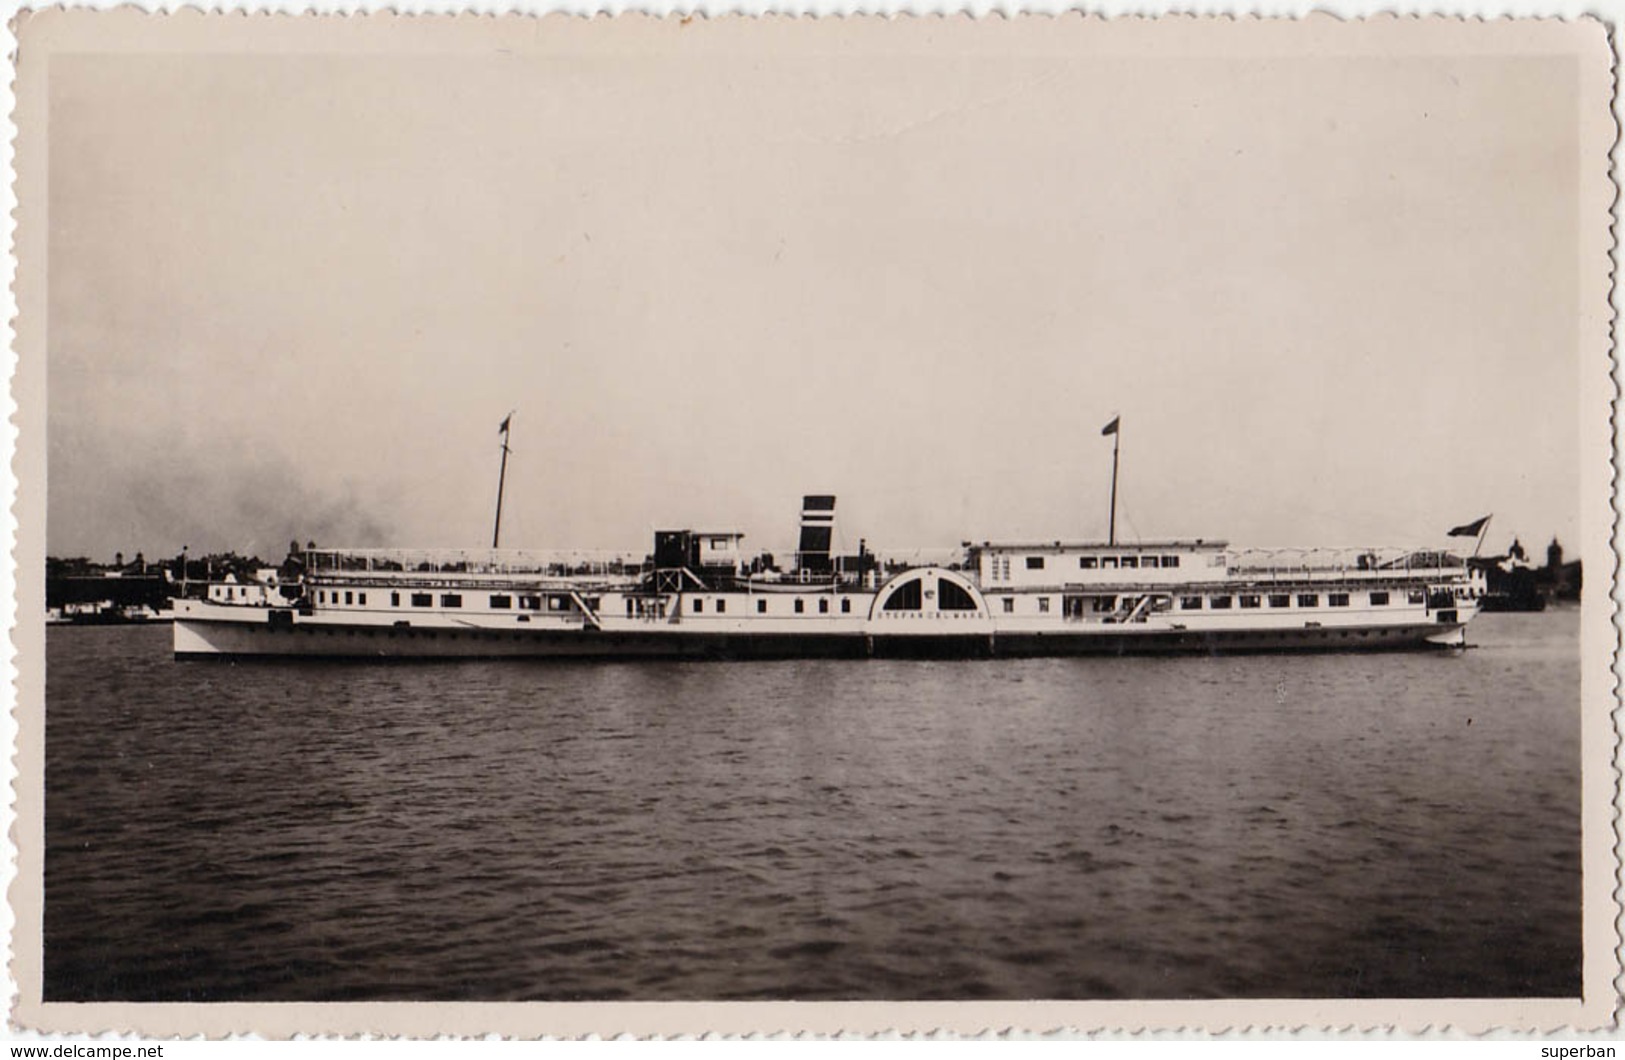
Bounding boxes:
[568,590,603,630]
[1124,595,1157,624]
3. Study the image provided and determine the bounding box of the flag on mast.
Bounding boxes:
[1103,415,1122,545]
[1447,515,1490,538]
[492,412,515,548]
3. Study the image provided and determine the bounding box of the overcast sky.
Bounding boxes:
[44,18,1598,563]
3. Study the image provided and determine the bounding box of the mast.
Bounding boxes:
[492,413,513,549]
[1103,415,1121,546]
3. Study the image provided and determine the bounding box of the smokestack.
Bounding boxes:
[797,495,836,572]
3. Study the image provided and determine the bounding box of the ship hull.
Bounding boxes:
[174,613,1466,660]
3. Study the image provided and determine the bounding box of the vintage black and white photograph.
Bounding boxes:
[11,10,1616,1036]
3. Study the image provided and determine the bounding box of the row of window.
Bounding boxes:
[996,597,1053,613]
[1017,554,1186,572]
[318,590,371,606]
[690,596,854,615]
[987,588,1423,614]
[317,589,582,611]
[319,588,869,616]
[1078,555,1182,571]
[1177,590,1413,610]
[318,590,876,616]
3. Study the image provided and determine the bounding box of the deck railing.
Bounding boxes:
[301,548,647,581]
[1224,547,1468,580]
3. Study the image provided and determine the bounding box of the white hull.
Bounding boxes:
[174,601,1472,660]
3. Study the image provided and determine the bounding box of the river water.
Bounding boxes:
[44,610,1581,1001]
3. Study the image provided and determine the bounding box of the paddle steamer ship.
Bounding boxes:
[172,494,1483,659]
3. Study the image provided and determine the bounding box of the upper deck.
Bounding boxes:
[967,540,1469,591]
[969,540,1226,590]
[300,537,1474,599]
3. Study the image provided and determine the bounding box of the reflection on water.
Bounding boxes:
[44,611,1581,1000]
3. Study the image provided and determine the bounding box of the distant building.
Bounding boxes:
[45,558,168,610]
[1538,538,1582,602]
[1472,535,1581,610]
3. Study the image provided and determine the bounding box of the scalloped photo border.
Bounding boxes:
[3,8,1618,1040]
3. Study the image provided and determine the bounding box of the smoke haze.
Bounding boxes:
[42,24,1597,563]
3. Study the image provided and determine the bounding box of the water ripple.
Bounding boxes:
[45,611,1581,1001]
